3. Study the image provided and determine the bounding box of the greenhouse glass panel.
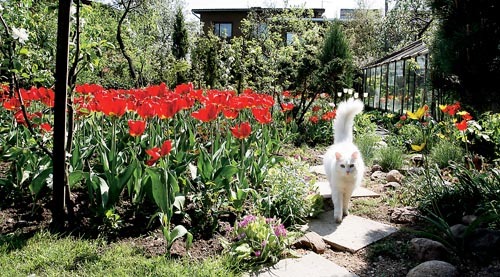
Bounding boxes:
[414,56,426,108]
[388,62,396,113]
[405,60,416,112]
[394,60,404,114]
[379,64,387,110]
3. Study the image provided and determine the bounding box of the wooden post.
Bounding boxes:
[52,0,72,231]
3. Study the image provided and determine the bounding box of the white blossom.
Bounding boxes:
[0,4,4,11]
[12,27,29,44]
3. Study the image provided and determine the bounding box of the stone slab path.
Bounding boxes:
[305,212,399,253]
[314,181,380,199]
[252,162,398,276]
[252,253,358,277]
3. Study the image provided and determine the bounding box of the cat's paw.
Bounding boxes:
[343,210,349,217]
[334,216,343,223]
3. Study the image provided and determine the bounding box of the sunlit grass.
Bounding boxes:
[0,231,239,277]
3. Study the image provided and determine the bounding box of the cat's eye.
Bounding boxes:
[349,164,354,168]
[340,165,345,168]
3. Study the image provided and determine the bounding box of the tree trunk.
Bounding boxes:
[116,1,137,83]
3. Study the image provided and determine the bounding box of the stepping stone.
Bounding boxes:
[315,181,379,199]
[252,252,358,277]
[305,212,398,253]
[309,165,326,175]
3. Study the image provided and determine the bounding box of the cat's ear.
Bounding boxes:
[335,152,342,160]
[351,151,359,159]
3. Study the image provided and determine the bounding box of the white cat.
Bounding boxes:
[323,98,365,223]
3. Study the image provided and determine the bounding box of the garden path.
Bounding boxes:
[253,163,399,277]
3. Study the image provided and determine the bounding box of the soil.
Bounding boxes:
[1,145,499,276]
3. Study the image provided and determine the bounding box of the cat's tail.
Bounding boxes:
[333,98,364,143]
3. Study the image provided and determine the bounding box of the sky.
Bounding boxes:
[185,0,386,20]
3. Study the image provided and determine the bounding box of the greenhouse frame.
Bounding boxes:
[361,40,437,116]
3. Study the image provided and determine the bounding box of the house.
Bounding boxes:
[191,7,326,39]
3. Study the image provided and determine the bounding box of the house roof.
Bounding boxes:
[364,40,429,68]
[192,7,326,16]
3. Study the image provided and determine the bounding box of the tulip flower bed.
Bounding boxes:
[0,82,331,257]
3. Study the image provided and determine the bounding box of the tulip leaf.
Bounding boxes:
[30,167,52,197]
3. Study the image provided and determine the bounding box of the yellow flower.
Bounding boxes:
[407,105,428,120]
[411,143,426,152]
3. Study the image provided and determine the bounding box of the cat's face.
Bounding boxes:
[335,151,360,176]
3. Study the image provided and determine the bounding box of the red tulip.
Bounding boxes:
[223,108,239,119]
[230,122,252,139]
[160,140,172,156]
[40,123,52,132]
[145,147,161,166]
[98,96,127,117]
[3,97,20,111]
[191,103,219,122]
[128,120,146,137]
[455,120,468,131]
[281,103,294,112]
[251,107,272,124]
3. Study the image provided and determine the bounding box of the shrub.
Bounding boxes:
[256,157,323,227]
[356,132,381,166]
[378,145,404,170]
[396,123,426,151]
[221,215,291,269]
[477,112,500,162]
[402,164,500,227]
[429,140,465,168]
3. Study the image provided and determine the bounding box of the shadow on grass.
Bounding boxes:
[0,231,35,253]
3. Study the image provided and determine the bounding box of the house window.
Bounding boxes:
[286,32,295,45]
[254,23,268,37]
[214,23,233,38]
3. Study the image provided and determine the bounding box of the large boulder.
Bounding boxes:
[406,260,459,277]
[409,238,450,262]
[386,170,404,183]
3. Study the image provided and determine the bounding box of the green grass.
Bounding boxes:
[0,231,239,277]
[350,198,381,218]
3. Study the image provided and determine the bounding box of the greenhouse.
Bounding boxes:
[361,40,434,115]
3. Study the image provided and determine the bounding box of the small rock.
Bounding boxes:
[370,171,387,182]
[371,164,383,173]
[466,228,500,256]
[411,154,424,167]
[462,215,477,225]
[450,224,467,239]
[406,260,459,277]
[293,231,327,254]
[410,238,450,262]
[390,206,419,224]
[383,182,401,191]
[386,170,404,183]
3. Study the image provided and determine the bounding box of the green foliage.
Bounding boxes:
[367,235,411,262]
[0,232,236,276]
[402,164,500,227]
[319,21,354,96]
[381,0,436,53]
[356,132,381,167]
[378,145,405,170]
[430,0,500,113]
[429,140,465,168]
[256,157,323,227]
[221,215,292,270]
[477,112,500,161]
